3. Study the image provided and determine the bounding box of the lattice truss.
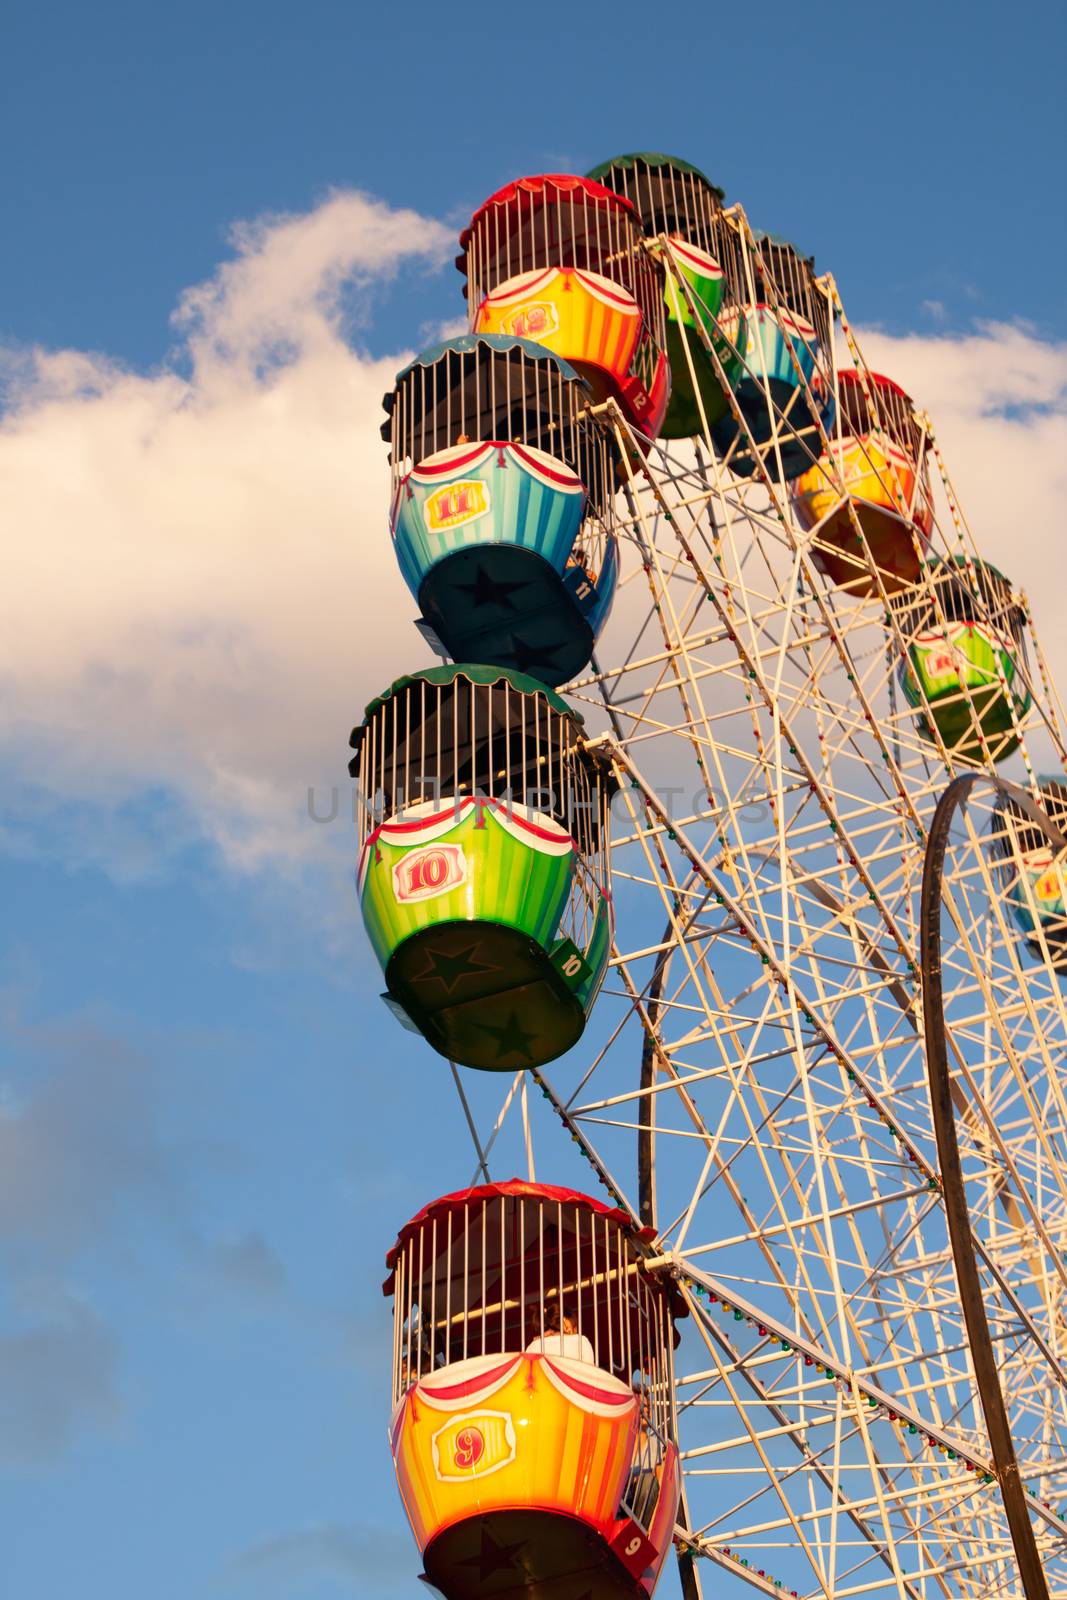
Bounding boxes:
[444,203,1067,1598]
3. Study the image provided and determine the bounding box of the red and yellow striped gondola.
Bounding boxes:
[793,370,933,595]
[458,175,670,439]
[385,1180,685,1598]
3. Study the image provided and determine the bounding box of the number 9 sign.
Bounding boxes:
[430,1411,516,1482]
[611,1520,656,1576]
[454,1426,485,1469]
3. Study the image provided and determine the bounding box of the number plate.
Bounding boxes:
[551,938,592,991]
[610,1519,657,1577]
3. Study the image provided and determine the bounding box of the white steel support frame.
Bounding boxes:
[435,198,1067,1598]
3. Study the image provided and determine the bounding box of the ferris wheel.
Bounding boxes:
[350,155,1067,1599]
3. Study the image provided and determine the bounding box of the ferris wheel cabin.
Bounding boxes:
[710,230,835,482]
[793,371,934,596]
[350,667,615,1071]
[384,335,619,686]
[458,175,670,439]
[586,153,736,440]
[994,780,1067,971]
[892,557,1032,760]
[384,1180,684,1600]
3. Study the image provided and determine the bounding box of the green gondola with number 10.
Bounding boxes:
[350,665,615,1071]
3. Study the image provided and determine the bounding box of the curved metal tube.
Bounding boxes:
[921,772,1064,1600]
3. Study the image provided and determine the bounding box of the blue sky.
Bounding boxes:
[4,0,1066,368]
[1,4,1065,1598]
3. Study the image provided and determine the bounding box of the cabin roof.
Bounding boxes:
[388,332,583,394]
[585,151,725,203]
[349,664,583,759]
[838,369,914,404]
[384,1177,648,1278]
[458,173,636,258]
[382,334,587,442]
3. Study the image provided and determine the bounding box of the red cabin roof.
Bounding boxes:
[454,177,639,284]
[384,1177,650,1282]
[384,1177,689,1349]
[836,369,924,451]
[839,369,914,404]
[459,173,637,256]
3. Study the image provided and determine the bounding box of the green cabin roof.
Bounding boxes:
[752,227,811,259]
[586,151,725,202]
[389,333,583,394]
[930,551,1011,586]
[350,663,583,750]
[382,334,589,441]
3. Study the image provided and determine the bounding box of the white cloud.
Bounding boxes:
[856,321,1067,695]
[0,190,454,878]
[1,195,1064,890]
[173,191,452,379]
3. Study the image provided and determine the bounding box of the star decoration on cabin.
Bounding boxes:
[476,1011,538,1062]
[453,568,528,611]
[456,1523,528,1580]
[412,940,495,994]
[507,633,568,675]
